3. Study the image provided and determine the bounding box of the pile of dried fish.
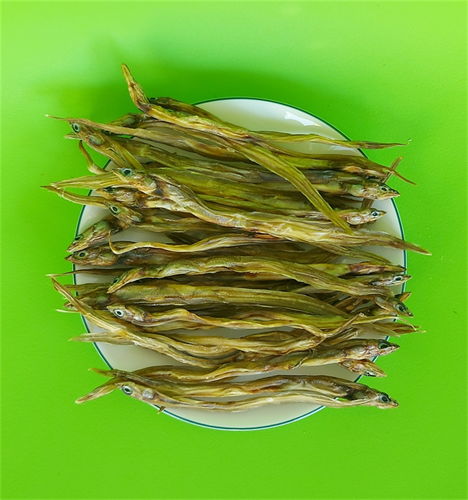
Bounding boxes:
[46,64,428,415]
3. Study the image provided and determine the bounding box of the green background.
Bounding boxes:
[1,1,467,499]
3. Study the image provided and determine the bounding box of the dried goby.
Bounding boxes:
[66,240,335,267]
[107,255,391,296]
[77,370,399,409]
[106,304,391,337]
[75,281,350,317]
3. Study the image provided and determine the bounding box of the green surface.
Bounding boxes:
[1,1,467,499]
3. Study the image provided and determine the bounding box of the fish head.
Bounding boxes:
[113,167,161,195]
[107,304,143,322]
[114,379,161,406]
[390,273,411,286]
[376,184,400,199]
[391,298,413,317]
[367,208,387,221]
[67,219,114,252]
[373,391,399,409]
[96,187,138,206]
[375,339,400,355]
[358,182,400,200]
[65,121,109,149]
[66,245,119,266]
[345,208,387,225]
[369,273,411,286]
[104,200,143,224]
[346,339,399,359]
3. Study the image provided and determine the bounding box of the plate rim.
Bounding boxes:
[73,97,407,431]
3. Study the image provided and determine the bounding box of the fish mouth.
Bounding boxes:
[380,399,399,409]
[67,243,84,253]
[65,254,90,265]
[381,188,400,199]
[364,366,387,378]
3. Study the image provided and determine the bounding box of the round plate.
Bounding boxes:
[74,98,406,430]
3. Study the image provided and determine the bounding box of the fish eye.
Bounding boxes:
[71,123,81,133]
[379,393,391,403]
[121,168,134,177]
[104,187,115,193]
[371,210,380,217]
[122,385,133,395]
[395,303,407,313]
[73,234,83,241]
[380,185,390,192]
[76,250,88,258]
[109,205,120,214]
[113,308,125,318]
[378,340,391,349]
[89,135,104,146]
[393,275,403,282]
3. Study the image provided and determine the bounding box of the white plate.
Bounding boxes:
[74,99,406,430]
